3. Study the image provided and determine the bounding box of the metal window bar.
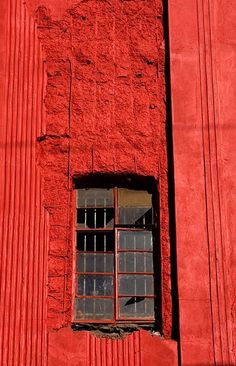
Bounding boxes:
[84,208,87,229]
[94,197,97,316]
[75,251,113,254]
[144,234,147,314]
[76,272,153,275]
[114,188,118,320]
[83,199,87,305]
[134,236,137,314]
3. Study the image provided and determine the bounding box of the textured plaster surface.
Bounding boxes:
[25,0,173,358]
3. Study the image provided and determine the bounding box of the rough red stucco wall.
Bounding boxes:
[26,0,174,361]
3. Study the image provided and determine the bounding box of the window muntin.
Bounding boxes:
[74,187,156,322]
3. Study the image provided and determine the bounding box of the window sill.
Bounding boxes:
[71,322,161,339]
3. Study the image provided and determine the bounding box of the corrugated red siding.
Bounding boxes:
[168,0,236,364]
[86,331,141,366]
[0,1,48,365]
[47,328,177,366]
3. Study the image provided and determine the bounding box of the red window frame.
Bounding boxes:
[73,187,157,323]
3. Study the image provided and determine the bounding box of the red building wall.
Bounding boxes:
[0,0,235,365]
[0,1,48,364]
[30,0,172,339]
[169,1,236,364]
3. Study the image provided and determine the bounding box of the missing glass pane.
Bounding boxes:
[77,208,114,228]
[77,232,115,252]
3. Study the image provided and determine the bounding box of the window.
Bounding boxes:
[74,186,158,323]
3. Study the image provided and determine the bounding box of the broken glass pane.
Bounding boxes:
[119,207,152,225]
[118,189,153,225]
[119,297,154,318]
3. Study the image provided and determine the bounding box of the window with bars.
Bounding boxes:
[74,186,158,323]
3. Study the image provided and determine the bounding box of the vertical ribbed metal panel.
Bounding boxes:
[0,0,48,365]
[86,332,141,366]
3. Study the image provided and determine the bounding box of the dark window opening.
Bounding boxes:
[73,179,160,325]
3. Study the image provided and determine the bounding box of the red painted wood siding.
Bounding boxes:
[0,1,48,365]
[168,0,236,365]
[48,328,177,366]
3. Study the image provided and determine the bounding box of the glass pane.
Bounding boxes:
[78,275,113,296]
[118,275,154,296]
[77,253,114,273]
[77,188,113,208]
[118,253,153,273]
[118,189,152,225]
[75,298,114,320]
[119,207,152,225]
[77,208,114,228]
[119,297,154,318]
[77,232,115,252]
[118,231,153,250]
